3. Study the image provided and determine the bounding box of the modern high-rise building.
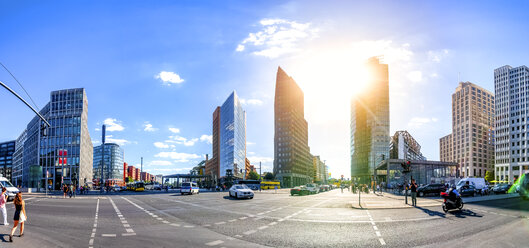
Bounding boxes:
[17,88,93,189]
[208,91,246,179]
[439,134,453,163]
[350,57,390,183]
[12,129,26,186]
[93,143,124,186]
[0,140,15,181]
[439,82,495,179]
[494,65,529,183]
[312,155,327,184]
[205,107,221,182]
[273,67,313,187]
[390,131,426,161]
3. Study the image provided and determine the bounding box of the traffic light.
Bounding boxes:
[401,161,411,173]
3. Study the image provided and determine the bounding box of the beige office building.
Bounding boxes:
[440,82,495,178]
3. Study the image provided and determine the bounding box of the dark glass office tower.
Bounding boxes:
[273,67,313,188]
[350,57,390,183]
[0,140,15,181]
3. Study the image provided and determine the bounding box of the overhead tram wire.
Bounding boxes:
[0,62,40,111]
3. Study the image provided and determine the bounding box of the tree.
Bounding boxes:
[264,172,275,180]
[485,170,495,182]
[248,171,260,180]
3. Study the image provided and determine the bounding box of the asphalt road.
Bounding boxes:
[0,189,527,248]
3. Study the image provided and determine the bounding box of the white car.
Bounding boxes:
[181,182,200,195]
[0,177,19,201]
[229,184,254,199]
[305,183,319,194]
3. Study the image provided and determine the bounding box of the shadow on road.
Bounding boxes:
[0,234,8,243]
[222,196,252,201]
[449,209,483,218]
[415,206,446,218]
[465,197,529,212]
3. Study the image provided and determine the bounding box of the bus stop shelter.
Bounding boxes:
[161,174,211,188]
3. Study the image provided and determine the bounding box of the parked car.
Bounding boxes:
[0,177,19,201]
[456,178,486,193]
[459,184,477,197]
[417,184,446,197]
[305,183,319,194]
[492,183,511,194]
[319,185,330,192]
[180,182,200,195]
[229,184,254,199]
[291,186,310,196]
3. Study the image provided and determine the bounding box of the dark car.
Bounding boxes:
[417,184,446,197]
[291,186,310,196]
[493,184,511,194]
[459,185,477,197]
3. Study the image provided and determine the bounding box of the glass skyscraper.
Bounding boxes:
[350,57,390,183]
[219,91,246,178]
[18,88,93,189]
[93,143,124,185]
[0,141,15,181]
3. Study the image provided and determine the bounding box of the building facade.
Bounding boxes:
[439,134,454,163]
[390,131,426,161]
[219,91,246,178]
[440,82,495,179]
[350,57,390,183]
[312,155,327,184]
[205,107,221,183]
[494,65,529,183]
[18,88,93,189]
[0,141,15,181]
[93,143,124,186]
[12,129,27,186]
[273,67,313,187]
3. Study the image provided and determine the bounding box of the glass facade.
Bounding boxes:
[93,143,124,184]
[351,57,390,183]
[0,141,15,182]
[219,91,246,178]
[19,88,93,189]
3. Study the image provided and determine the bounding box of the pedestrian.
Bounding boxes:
[410,179,418,206]
[9,192,26,242]
[69,184,73,198]
[0,187,9,226]
[63,184,68,198]
[72,184,77,198]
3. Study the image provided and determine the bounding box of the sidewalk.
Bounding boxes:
[351,191,520,210]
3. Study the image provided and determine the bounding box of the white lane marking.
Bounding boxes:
[269,222,277,226]
[102,234,117,237]
[184,225,194,228]
[234,235,243,238]
[376,231,381,237]
[379,238,386,245]
[206,240,224,246]
[202,224,210,227]
[122,233,136,236]
[108,197,135,235]
[239,217,248,220]
[88,199,100,247]
[243,230,257,235]
[373,226,378,231]
[215,221,226,225]
[228,219,237,222]
[162,221,170,224]
[171,223,181,227]
[258,225,269,230]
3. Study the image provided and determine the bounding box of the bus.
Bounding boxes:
[236,180,260,190]
[261,181,280,190]
[126,182,145,192]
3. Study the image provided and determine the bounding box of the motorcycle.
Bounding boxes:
[440,191,463,212]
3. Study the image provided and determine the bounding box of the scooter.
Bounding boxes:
[440,192,463,212]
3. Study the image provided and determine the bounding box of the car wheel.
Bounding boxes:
[236,193,239,199]
[291,193,294,196]
[250,197,253,199]
[473,192,476,197]
[181,192,184,195]
[419,192,424,197]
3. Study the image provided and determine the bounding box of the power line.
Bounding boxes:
[0,62,40,111]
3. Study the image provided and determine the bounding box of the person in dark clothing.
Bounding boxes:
[9,193,26,242]
[410,179,418,206]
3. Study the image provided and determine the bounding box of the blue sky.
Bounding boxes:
[1,1,529,178]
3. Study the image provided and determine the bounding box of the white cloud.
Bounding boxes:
[144,122,157,132]
[148,160,173,166]
[103,118,124,132]
[168,128,180,134]
[237,18,319,58]
[105,135,129,146]
[200,135,212,144]
[155,71,184,85]
[428,49,449,63]
[154,142,169,148]
[247,142,256,146]
[239,98,264,106]
[154,152,201,162]
[407,117,438,128]
[167,135,198,146]
[408,71,423,83]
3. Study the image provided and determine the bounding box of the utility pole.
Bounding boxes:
[259,161,262,192]
[100,125,106,194]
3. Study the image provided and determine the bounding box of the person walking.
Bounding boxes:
[9,193,26,242]
[0,188,9,226]
[410,179,418,207]
[63,184,68,198]
[69,184,74,198]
